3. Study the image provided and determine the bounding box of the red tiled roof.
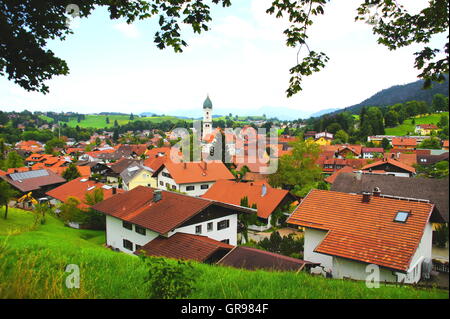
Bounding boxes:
[153,161,234,184]
[287,189,435,272]
[46,177,123,209]
[92,186,252,234]
[0,169,66,193]
[362,158,416,174]
[324,166,355,184]
[392,138,417,147]
[362,148,384,153]
[45,165,91,178]
[417,124,438,130]
[201,180,291,219]
[137,232,233,262]
[337,145,362,156]
[217,246,317,271]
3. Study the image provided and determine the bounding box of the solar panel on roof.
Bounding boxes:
[9,169,49,181]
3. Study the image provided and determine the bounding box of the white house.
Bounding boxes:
[152,161,235,196]
[92,186,254,254]
[287,189,437,284]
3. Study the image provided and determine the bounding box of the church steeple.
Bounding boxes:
[203,95,213,109]
[202,94,213,139]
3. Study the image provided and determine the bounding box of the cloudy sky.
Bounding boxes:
[0,0,447,118]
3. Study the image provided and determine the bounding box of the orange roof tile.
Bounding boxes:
[154,161,234,184]
[392,138,417,147]
[46,177,123,209]
[362,158,416,174]
[201,180,292,219]
[287,189,435,272]
[137,232,233,262]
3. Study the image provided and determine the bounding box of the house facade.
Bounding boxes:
[287,189,437,284]
[92,186,252,254]
[153,161,235,196]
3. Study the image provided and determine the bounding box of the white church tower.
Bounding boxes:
[202,95,213,139]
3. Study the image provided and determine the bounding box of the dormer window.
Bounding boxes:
[394,211,410,223]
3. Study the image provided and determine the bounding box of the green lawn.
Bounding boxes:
[63,114,189,129]
[0,208,37,236]
[385,112,448,136]
[0,209,447,299]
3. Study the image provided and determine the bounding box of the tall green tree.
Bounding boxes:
[62,163,81,181]
[0,180,18,219]
[432,94,449,112]
[268,139,322,195]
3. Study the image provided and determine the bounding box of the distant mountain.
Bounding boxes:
[310,108,340,118]
[140,112,157,117]
[326,76,449,116]
[98,112,128,116]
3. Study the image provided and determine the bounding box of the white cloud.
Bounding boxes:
[113,22,140,39]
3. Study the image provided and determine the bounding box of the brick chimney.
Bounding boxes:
[153,189,162,202]
[112,188,117,195]
[362,191,371,203]
[373,187,381,197]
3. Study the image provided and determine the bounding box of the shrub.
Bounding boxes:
[141,256,197,299]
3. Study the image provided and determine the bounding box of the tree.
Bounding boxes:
[141,256,197,299]
[1,1,447,97]
[418,137,442,149]
[384,110,399,127]
[381,138,391,150]
[106,117,110,125]
[268,139,322,194]
[238,196,259,243]
[0,180,18,219]
[62,163,81,181]
[432,94,449,112]
[5,151,24,169]
[334,130,349,143]
[59,197,87,225]
[438,114,449,128]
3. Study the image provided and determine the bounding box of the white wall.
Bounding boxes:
[304,228,333,275]
[332,257,398,282]
[305,222,433,284]
[168,214,238,246]
[105,215,159,254]
[156,167,215,196]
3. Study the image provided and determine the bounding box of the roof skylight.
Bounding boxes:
[394,211,410,223]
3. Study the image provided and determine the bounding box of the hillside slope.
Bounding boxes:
[327,77,449,116]
[0,208,446,299]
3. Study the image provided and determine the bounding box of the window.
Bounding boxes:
[165,183,170,189]
[186,185,195,191]
[221,239,230,244]
[171,185,177,190]
[135,225,146,236]
[394,211,410,223]
[207,222,213,232]
[159,181,164,186]
[122,221,132,230]
[123,239,133,251]
[200,184,209,190]
[135,244,142,251]
[195,225,202,234]
[217,219,230,230]
[162,172,172,178]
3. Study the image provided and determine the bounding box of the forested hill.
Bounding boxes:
[327,76,449,116]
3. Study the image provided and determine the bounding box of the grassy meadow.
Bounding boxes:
[385,112,448,136]
[40,114,191,129]
[0,207,447,299]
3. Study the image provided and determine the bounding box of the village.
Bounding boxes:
[0,95,448,293]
